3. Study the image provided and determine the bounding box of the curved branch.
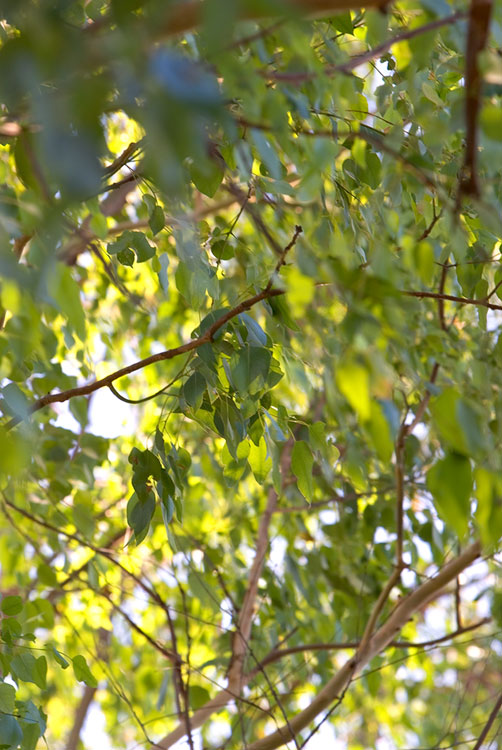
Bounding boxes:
[154,542,482,749]
[7,226,302,429]
[5,286,284,430]
[240,542,482,750]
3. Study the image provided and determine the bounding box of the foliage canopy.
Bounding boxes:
[1,1,502,749]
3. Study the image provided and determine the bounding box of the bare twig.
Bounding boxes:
[394,423,406,569]
[224,182,283,255]
[438,264,448,331]
[266,225,303,290]
[405,362,440,435]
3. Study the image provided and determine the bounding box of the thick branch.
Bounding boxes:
[154,543,482,749]
[459,0,493,199]
[226,486,278,692]
[242,542,482,750]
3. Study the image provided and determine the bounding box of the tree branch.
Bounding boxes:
[64,685,97,750]
[255,617,491,669]
[241,542,482,750]
[86,0,388,41]
[266,12,466,81]
[154,543,482,749]
[404,289,502,310]
[472,690,502,750]
[226,487,278,693]
[458,0,493,200]
[6,226,301,429]
[5,286,283,429]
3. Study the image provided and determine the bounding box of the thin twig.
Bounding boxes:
[404,290,502,310]
[256,618,491,669]
[438,265,448,331]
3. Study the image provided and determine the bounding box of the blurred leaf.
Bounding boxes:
[291,440,314,501]
[427,453,472,537]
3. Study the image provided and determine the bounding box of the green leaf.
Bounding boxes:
[183,371,207,409]
[127,492,156,543]
[190,158,224,197]
[481,104,502,141]
[1,595,23,616]
[117,247,135,266]
[427,453,472,537]
[0,681,16,713]
[52,647,70,670]
[210,239,234,260]
[367,401,393,462]
[248,436,272,484]
[0,715,22,747]
[331,11,353,34]
[143,194,156,214]
[291,440,314,501]
[129,232,156,262]
[431,389,485,457]
[336,362,371,422]
[474,467,502,546]
[230,346,271,395]
[72,654,98,687]
[89,211,108,239]
[157,252,170,292]
[11,653,47,689]
[47,265,86,342]
[149,205,165,235]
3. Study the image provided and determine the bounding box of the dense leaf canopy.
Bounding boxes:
[1,1,502,749]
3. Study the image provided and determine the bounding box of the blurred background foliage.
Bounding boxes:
[1,0,502,748]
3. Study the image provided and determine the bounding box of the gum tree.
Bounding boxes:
[1,1,502,749]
